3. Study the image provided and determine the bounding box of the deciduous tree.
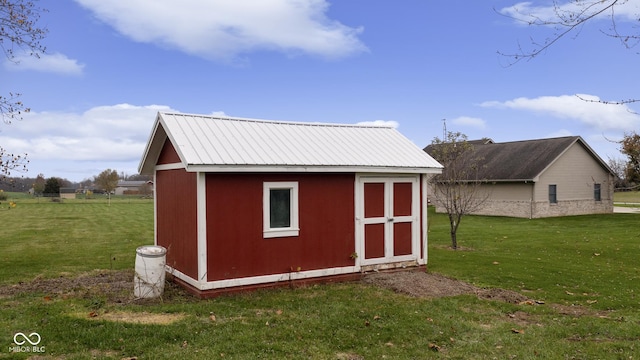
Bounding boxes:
[621,131,640,186]
[0,0,48,178]
[32,172,44,195]
[426,132,491,250]
[94,169,119,205]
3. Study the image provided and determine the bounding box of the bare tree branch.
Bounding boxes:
[0,0,48,178]
[496,0,622,64]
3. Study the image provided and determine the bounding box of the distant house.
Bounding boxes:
[139,112,442,297]
[425,136,615,218]
[114,180,153,196]
[59,187,77,200]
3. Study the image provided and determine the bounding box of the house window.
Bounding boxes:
[594,183,601,201]
[549,184,557,204]
[263,182,299,238]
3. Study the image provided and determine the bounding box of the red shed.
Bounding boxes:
[139,112,442,297]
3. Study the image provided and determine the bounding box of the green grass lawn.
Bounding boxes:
[614,190,640,204]
[1,199,639,359]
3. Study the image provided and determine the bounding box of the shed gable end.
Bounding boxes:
[158,139,181,165]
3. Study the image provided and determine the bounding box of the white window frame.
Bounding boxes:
[263,182,299,238]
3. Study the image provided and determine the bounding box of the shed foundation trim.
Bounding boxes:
[167,265,359,291]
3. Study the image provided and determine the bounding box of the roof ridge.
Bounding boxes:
[488,136,579,145]
[159,111,396,129]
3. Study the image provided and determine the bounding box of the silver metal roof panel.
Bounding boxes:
[139,112,443,174]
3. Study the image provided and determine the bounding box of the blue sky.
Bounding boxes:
[2,0,639,182]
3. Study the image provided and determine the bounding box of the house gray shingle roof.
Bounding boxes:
[140,112,443,174]
[424,136,613,182]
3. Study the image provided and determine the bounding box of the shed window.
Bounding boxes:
[549,184,557,204]
[594,183,601,201]
[263,182,299,238]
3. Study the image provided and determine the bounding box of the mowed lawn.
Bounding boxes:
[0,197,154,284]
[1,195,639,359]
[614,190,640,205]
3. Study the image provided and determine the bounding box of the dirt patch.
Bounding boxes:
[363,270,531,304]
[73,310,186,324]
[549,303,615,318]
[0,269,196,305]
[0,270,135,302]
[1,269,534,305]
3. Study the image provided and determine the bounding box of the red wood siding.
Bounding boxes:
[206,173,355,281]
[156,168,198,279]
[157,140,181,164]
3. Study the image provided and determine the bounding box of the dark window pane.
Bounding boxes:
[549,184,557,204]
[270,189,291,228]
[594,183,601,201]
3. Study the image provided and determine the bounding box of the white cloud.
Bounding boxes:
[4,104,175,162]
[74,0,367,61]
[210,111,229,117]
[500,1,640,25]
[480,94,640,131]
[356,120,399,128]
[4,52,85,75]
[451,116,486,128]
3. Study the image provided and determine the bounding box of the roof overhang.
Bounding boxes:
[183,164,443,175]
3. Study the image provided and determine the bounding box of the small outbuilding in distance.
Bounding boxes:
[138,112,443,297]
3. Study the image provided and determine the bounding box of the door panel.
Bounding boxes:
[364,223,385,259]
[359,176,419,265]
[393,222,412,256]
[393,182,413,217]
[364,183,385,218]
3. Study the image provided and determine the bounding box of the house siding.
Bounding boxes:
[534,142,613,217]
[435,142,614,218]
[205,173,356,281]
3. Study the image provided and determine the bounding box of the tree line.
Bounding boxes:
[0,170,152,195]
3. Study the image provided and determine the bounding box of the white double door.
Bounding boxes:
[356,175,421,266]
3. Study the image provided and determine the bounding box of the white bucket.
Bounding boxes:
[134,245,167,298]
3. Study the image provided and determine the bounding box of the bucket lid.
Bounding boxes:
[136,245,167,257]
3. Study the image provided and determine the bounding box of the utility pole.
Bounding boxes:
[442,118,447,140]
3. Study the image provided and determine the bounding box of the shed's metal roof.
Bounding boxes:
[139,112,443,174]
